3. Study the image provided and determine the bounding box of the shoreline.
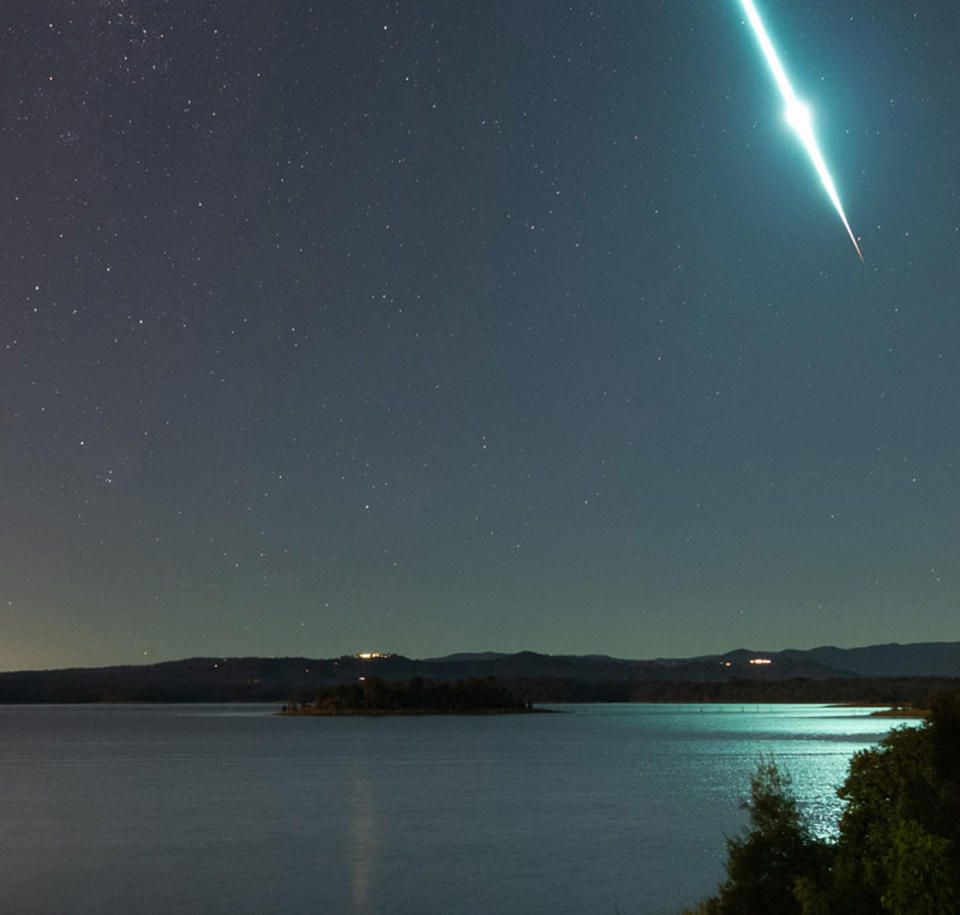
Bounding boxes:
[278,705,555,716]
[827,702,929,718]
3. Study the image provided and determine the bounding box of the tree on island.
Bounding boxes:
[685,691,960,914]
[282,675,532,715]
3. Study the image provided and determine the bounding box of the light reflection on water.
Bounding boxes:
[0,702,915,914]
[346,762,378,910]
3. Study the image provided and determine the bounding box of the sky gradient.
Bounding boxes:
[2,1,959,670]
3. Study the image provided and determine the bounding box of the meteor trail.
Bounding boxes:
[738,0,864,262]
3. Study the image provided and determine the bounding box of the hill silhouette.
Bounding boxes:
[1,641,958,703]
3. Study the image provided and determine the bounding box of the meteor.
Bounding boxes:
[738,0,864,262]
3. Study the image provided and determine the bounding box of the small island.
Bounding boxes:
[280,675,547,716]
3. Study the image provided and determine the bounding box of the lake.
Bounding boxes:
[0,702,914,914]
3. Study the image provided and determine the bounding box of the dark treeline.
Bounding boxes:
[685,690,960,914]
[505,676,958,707]
[282,676,534,715]
[1,657,956,705]
[0,658,301,703]
[624,676,953,706]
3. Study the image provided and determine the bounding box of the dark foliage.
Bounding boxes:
[0,651,957,706]
[687,761,827,915]
[282,676,531,715]
[688,690,960,914]
[626,677,955,706]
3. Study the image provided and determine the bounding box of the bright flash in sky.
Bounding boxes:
[739,0,864,262]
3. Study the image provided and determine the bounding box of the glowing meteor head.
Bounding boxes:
[739,0,863,262]
[785,98,812,135]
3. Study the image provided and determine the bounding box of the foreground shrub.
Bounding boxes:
[687,691,960,914]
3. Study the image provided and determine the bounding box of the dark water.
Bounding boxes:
[0,703,912,914]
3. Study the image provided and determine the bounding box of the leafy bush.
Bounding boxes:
[687,691,960,914]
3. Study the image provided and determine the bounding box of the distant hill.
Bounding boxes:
[1,641,958,703]
[803,642,960,677]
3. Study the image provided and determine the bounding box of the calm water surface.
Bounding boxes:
[0,703,914,914]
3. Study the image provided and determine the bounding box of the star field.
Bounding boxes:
[2,1,959,669]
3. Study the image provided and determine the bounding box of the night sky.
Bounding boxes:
[3,1,959,670]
